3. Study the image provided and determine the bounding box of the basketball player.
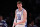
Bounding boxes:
[12,1,27,27]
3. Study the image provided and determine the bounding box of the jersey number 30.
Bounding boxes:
[17,14,21,20]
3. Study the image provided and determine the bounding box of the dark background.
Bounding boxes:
[0,0,40,27]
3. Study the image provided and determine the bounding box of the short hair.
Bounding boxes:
[17,1,22,4]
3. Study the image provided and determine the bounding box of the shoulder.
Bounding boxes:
[15,9,18,12]
[23,9,27,13]
[15,9,18,13]
[2,20,6,23]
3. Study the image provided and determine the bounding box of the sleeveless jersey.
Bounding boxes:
[16,8,27,25]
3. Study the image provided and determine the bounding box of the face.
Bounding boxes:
[17,3,22,8]
[31,21,34,25]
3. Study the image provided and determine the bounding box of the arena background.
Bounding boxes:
[0,0,40,27]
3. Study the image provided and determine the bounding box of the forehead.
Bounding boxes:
[17,2,22,4]
[17,3,22,5]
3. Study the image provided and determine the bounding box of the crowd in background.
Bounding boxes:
[0,0,40,27]
[28,13,40,27]
[0,12,40,27]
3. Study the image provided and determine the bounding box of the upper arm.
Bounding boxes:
[23,9,27,22]
[15,10,17,19]
[14,10,17,23]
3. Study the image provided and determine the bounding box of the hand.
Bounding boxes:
[14,23,17,26]
[12,26,14,27]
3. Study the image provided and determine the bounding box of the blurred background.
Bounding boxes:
[0,0,40,27]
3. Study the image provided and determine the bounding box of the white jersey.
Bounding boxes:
[16,8,27,25]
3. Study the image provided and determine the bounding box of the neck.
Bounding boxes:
[18,7,23,11]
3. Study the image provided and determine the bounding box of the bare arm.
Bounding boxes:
[12,10,17,27]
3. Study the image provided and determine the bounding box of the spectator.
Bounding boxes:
[28,20,38,27]
[35,15,40,27]
[0,15,8,27]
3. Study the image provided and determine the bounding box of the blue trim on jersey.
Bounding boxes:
[25,22,27,27]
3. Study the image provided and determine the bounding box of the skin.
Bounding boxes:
[12,3,27,27]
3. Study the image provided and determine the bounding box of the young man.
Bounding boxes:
[12,1,27,27]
